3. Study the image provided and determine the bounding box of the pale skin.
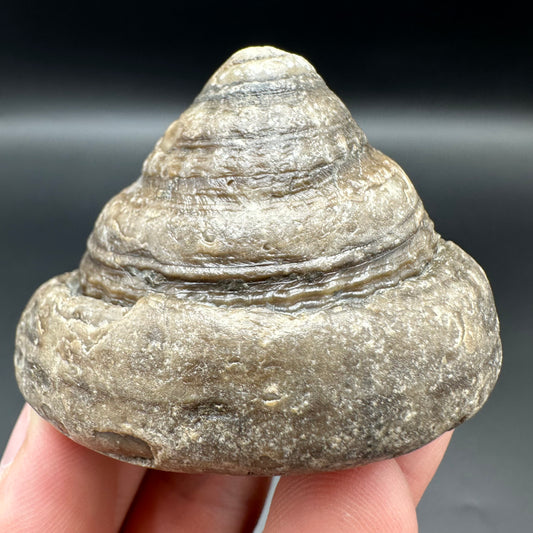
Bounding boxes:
[0,404,452,532]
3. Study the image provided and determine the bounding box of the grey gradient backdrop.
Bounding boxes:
[1,3,532,531]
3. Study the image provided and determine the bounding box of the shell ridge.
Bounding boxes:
[84,205,429,278]
[80,214,438,310]
[194,75,324,101]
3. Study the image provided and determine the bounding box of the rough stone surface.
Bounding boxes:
[14,46,502,475]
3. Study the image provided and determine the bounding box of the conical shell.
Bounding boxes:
[14,46,501,475]
[80,46,436,308]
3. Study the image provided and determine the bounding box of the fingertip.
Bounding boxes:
[0,407,145,532]
[0,404,31,477]
[395,430,454,505]
[265,460,418,533]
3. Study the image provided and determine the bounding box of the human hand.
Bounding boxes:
[0,404,452,532]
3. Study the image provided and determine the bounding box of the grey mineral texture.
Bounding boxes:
[14,46,502,475]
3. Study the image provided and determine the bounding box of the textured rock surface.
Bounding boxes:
[14,46,502,475]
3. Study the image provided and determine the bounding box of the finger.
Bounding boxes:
[395,430,453,505]
[121,471,271,533]
[0,405,146,533]
[264,459,417,533]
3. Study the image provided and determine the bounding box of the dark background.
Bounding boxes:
[1,2,532,531]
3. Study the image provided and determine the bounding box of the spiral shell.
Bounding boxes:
[14,46,501,475]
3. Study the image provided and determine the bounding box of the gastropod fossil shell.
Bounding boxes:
[14,46,502,475]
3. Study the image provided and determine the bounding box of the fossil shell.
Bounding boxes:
[14,46,502,475]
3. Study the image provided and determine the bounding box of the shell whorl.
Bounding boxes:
[80,46,438,308]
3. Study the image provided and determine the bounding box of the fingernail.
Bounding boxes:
[0,404,31,475]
